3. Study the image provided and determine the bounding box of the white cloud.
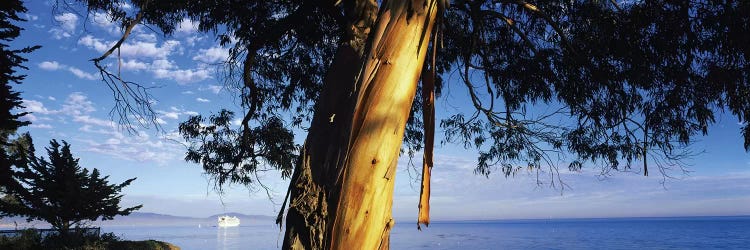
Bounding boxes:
[39,61,99,80]
[193,46,228,64]
[78,128,183,165]
[18,93,184,165]
[175,18,199,35]
[200,85,223,94]
[135,33,157,43]
[120,40,181,59]
[78,35,181,59]
[185,35,205,47]
[78,36,208,84]
[164,107,199,118]
[22,99,57,114]
[20,113,37,122]
[182,91,194,95]
[73,115,115,128]
[78,30,218,84]
[153,67,210,84]
[105,138,121,145]
[24,14,38,21]
[118,2,132,9]
[30,124,53,129]
[196,98,210,103]
[48,96,56,101]
[37,61,97,80]
[162,112,179,119]
[62,92,96,116]
[67,67,98,80]
[90,12,119,35]
[121,59,149,71]
[78,35,112,52]
[50,13,79,39]
[150,59,175,70]
[38,61,62,71]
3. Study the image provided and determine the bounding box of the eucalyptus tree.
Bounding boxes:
[58,0,749,249]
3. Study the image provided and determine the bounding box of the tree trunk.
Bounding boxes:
[282,1,438,249]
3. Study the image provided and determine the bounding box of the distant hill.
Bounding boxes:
[1,212,275,228]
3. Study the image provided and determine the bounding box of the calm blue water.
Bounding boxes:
[102,216,750,249]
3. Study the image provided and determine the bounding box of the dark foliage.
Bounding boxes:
[438,1,749,179]
[0,229,122,249]
[0,0,39,141]
[178,109,296,190]
[0,135,142,234]
[1,0,38,220]
[64,1,750,188]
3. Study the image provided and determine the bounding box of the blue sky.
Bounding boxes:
[9,1,750,220]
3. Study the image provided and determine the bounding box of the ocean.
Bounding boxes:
[101,216,750,249]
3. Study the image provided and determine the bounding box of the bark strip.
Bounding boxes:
[417,58,435,230]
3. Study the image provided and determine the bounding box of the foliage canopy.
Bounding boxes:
[62,1,749,186]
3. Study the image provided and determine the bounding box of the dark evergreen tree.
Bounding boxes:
[0,135,142,234]
[1,0,40,217]
[0,0,39,141]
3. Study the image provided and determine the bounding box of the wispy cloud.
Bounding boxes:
[77,35,210,84]
[196,97,210,103]
[199,84,222,94]
[193,46,228,64]
[175,18,199,35]
[23,13,38,21]
[38,61,98,80]
[22,99,57,114]
[50,13,78,39]
[78,35,181,59]
[67,67,98,80]
[20,93,186,165]
[391,154,750,220]
[38,61,62,71]
[30,123,53,129]
[62,92,97,116]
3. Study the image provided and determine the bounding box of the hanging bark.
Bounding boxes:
[418,56,436,230]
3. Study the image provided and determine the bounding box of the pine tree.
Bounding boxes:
[0,0,39,141]
[0,135,142,234]
[0,0,40,217]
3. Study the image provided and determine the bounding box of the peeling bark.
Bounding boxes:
[418,61,435,230]
[329,1,438,249]
[282,1,439,249]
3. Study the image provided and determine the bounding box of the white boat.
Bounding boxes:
[217,215,240,227]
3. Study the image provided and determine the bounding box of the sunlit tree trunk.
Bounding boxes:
[282,1,438,249]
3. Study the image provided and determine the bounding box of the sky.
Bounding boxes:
[8,1,750,221]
